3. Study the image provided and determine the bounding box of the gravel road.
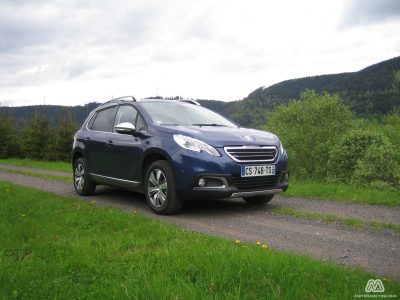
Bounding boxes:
[0,166,399,280]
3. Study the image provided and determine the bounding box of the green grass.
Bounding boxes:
[0,167,71,183]
[0,158,70,173]
[1,182,399,299]
[272,207,400,234]
[285,181,400,206]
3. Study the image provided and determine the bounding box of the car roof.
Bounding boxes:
[95,97,201,111]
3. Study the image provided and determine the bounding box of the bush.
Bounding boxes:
[353,142,400,189]
[19,114,52,160]
[381,109,400,162]
[0,115,19,158]
[47,112,78,161]
[266,90,353,179]
[327,129,386,182]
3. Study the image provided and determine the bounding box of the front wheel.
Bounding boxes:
[145,160,183,215]
[243,195,274,206]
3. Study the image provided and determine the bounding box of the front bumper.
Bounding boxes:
[170,147,289,199]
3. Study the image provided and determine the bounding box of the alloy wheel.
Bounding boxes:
[74,162,85,192]
[147,168,168,208]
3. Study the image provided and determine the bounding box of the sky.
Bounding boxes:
[0,0,399,107]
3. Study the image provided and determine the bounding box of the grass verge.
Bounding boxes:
[1,181,399,299]
[0,158,70,173]
[285,181,400,206]
[0,167,71,183]
[272,207,400,235]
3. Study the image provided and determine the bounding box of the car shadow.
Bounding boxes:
[93,185,276,217]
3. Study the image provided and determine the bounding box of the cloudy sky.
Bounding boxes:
[0,0,399,106]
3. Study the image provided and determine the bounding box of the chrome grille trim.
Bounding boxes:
[224,146,278,163]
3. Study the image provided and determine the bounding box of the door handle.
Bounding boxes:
[85,137,90,140]
[107,140,113,146]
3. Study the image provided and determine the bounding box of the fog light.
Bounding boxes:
[281,172,289,183]
[198,178,206,187]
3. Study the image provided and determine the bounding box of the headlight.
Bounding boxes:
[279,141,286,155]
[173,134,220,156]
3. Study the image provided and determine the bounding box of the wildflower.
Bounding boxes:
[262,244,268,250]
[90,199,96,204]
[21,214,26,217]
[234,239,241,245]
[256,241,261,246]
[132,210,138,214]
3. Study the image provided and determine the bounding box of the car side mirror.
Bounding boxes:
[115,122,136,135]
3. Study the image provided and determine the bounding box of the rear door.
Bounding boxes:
[85,106,118,176]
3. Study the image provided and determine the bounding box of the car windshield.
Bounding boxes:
[140,101,237,127]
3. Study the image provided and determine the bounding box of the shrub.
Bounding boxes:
[19,113,52,160]
[266,90,353,179]
[327,129,386,182]
[353,141,400,189]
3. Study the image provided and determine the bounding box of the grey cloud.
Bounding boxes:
[0,0,161,88]
[340,0,400,28]
[65,60,96,79]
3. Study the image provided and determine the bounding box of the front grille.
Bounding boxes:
[224,146,277,162]
[232,174,280,190]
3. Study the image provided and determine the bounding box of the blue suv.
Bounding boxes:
[72,96,289,214]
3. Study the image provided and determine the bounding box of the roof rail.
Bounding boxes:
[103,96,136,105]
[179,99,201,106]
[140,98,202,106]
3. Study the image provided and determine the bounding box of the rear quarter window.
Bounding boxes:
[90,107,117,132]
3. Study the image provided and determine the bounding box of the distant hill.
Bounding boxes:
[0,103,99,129]
[245,56,400,115]
[1,56,398,129]
[216,56,400,127]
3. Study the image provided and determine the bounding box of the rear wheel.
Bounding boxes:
[243,195,274,205]
[145,160,183,215]
[73,157,96,196]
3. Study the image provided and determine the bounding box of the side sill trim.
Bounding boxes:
[89,173,141,188]
[231,188,282,198]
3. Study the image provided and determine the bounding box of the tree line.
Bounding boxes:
[0,110,78,162]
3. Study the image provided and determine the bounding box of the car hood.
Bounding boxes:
[157,125,280,147]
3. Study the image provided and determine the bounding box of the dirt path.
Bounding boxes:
[0,169,399,280]
[1,163,398,224]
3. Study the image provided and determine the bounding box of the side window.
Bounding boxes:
[91,107,117,132]
[87,113,96,129]
[113,105,138,131]
[136,114,147,132]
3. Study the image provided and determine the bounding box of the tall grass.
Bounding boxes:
[0,158,70,173]
[285,181,400,206]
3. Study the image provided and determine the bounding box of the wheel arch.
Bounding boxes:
[72,150,84,166]
[141,149,173,183]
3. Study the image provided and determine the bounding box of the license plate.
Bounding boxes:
[241,165,275,177]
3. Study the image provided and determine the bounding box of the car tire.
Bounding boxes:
[73,157,96,196]
[145,160,183,215]
[243,195,274,205]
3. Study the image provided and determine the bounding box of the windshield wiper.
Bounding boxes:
[192,123,226,127]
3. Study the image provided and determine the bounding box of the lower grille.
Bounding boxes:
[231,174,280,190]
